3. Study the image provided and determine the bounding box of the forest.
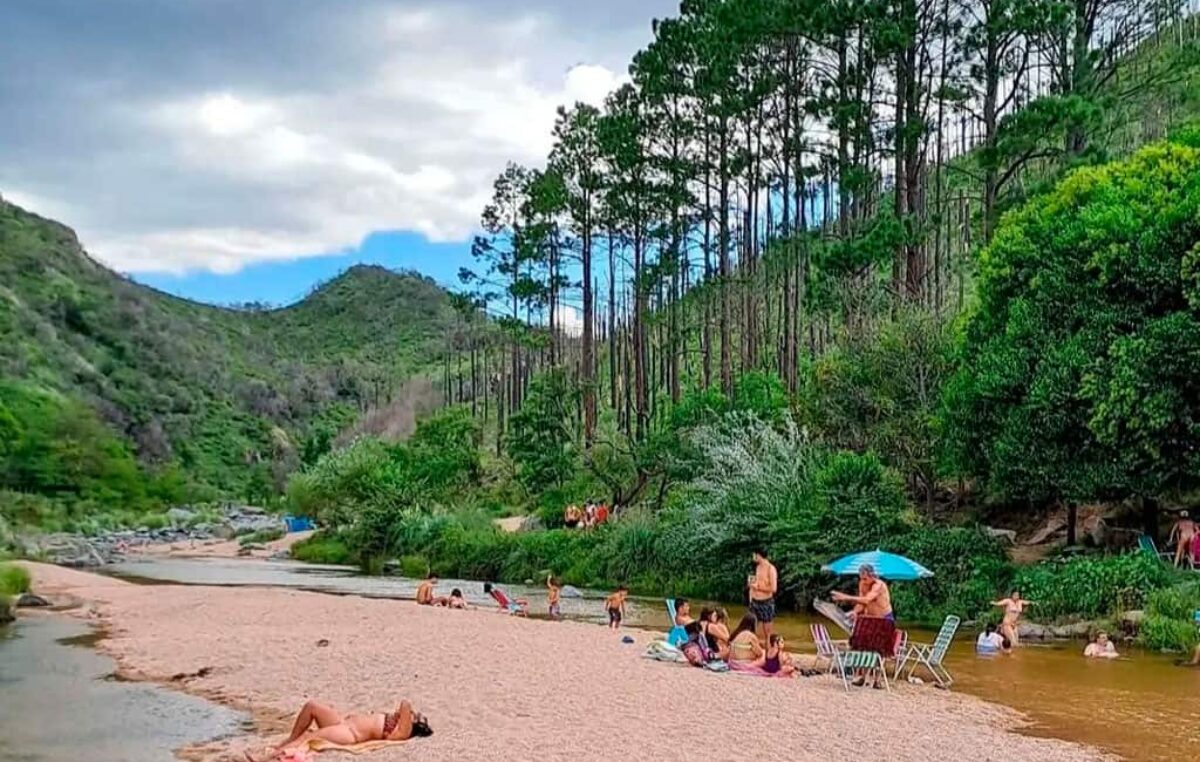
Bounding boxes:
[290,0,1200,644]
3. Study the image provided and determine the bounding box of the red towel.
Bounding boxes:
[850,616,897,658]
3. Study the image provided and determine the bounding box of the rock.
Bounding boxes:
[15,593,50,608]
[166,507,196,526]
[983,526,1017,544]
[212,523,237,540]
[560,585,583,598]
[1121,610,1145,626]
[0,598,13,625]
[519,515,544,532]
[316,639,330,647]
[1018,622,1048,640]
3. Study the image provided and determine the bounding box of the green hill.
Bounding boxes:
[0,199,455,526]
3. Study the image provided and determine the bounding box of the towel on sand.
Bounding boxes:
[728,661,791,678]
[304,738,407,755]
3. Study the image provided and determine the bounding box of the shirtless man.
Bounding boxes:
[832,565,893,620]
[749,550,779,644]
[1168,510,1196,567]
[415,574,446,606]
[992,590,1034,646]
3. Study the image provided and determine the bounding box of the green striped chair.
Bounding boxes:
[835,650,890,692]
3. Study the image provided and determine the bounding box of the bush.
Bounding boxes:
[1138,614,1199,652]
[397,554,430,578]
[0,564,31,596]
[1012,551,1175,621]
[290,532,352,565]
[239,527,285,546]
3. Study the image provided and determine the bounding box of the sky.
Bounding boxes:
[0,0,679,306]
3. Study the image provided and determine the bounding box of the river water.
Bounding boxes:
[0,615,247,762]
[91,556,1200,761]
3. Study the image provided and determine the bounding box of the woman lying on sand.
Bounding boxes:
[245,699,431,761]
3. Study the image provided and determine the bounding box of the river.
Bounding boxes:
[0,615,247,762]
[26,555,1200,761]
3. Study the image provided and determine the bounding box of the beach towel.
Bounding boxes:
[644,640,687,663]
[729,661,791,678]
[850,615,896,658]
[305,737,407,755]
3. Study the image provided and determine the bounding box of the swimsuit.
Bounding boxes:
[381,711,398,739]
[608,607,622,625]
[763,653,781,674]
[749,598,776,623]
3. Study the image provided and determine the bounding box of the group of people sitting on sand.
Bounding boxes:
[415,574,467,609]
[671,597,799,676]
[563,500,609,529]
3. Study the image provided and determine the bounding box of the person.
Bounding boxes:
[546,574,562,619]
[447,588,467,609]
[674,598,694,627]
[832,565,894,688]
[757,634,796,676]
[243,699,431,761]
[728,613,764,663]
[584,502,597,529]
[605,585,628,629]
[595,503,609,526]
[992,591,1034,647]
[564,504,582,529]
[976,623,1005,652]
[1168,510,1197,567]
[1186,643,1200,666]
[749,549,779,644]
[415,574,447,606]
[1084,632,1119,659]
[698,607,731,660]
[483,582,528,615]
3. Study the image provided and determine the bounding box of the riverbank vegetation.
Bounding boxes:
[290,1,1200,651]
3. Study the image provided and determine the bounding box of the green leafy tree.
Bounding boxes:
[507,369,580,493]
[946,138,1200,518]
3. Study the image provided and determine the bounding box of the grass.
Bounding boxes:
[0,564,31,596]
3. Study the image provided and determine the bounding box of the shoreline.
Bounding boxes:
[16,561,1109,762]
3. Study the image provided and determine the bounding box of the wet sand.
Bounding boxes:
[18,562,1107,762]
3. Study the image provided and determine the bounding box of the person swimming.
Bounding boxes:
[1083,632,1119,659]
[976,623,1005,652]
[244,699,430,761]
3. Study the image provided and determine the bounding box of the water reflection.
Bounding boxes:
[102,556,1200,761]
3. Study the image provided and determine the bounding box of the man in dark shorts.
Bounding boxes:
[749,550,778,645]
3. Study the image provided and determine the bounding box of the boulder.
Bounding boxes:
[15,593,51,608]
[1017,622,1048,640]
[1121,610,1145,627]
[166,507,196,526]
[983,526,1017,544]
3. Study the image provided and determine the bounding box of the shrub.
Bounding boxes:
[0,563,31,596]
[1013,551,1175,621]
[290,532,352,565]
[1138,614,1199,652]
[239,527,285,546]
[398,554,430,578]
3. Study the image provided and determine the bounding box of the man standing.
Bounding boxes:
[833,565,894,688]
[749,549,778,645]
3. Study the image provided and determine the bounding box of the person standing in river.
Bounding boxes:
[749,550,778,645]
[992,591,1035,647]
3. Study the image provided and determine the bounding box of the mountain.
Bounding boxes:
[0,199,456,504]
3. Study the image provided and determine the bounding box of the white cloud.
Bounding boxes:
[0,0,664,275]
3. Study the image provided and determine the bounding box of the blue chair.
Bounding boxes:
[665,599,689,647]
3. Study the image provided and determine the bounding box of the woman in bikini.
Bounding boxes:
[244,699,431,761]
[1168,510,1196,567]
[992,590,1035,647]
[728,613,764,663]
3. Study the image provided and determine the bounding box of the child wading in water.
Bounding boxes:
[547,574,562,619]
[605,585,628,629]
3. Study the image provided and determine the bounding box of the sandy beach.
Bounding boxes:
[17,561,1105,762]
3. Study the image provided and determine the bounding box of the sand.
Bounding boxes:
[17,562,1106,762]
[132,530,314,559]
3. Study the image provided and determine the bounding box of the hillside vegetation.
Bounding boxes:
[0,200,455,531]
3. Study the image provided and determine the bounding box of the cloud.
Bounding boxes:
[0,0,673,275]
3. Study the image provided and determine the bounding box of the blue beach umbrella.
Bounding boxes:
[822,549,934,581]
